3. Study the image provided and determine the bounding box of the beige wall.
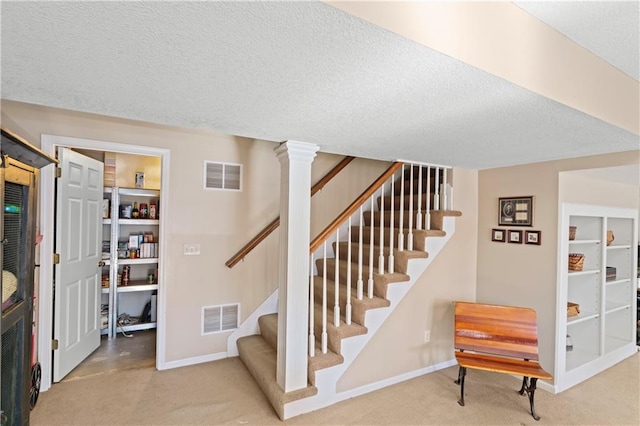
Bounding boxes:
[338,167,478,391]
[477,150,639,379]
[1,99,388,363]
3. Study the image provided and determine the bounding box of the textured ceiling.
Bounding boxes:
[516,1,640,80]
[1,1,638,169]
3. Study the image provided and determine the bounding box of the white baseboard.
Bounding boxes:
[159,351,228,370]
[336,358,458,401]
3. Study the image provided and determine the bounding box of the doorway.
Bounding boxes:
[39,135,170,392]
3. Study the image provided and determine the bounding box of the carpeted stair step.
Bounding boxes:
[333,241,428,275]
[429,210,462,231]
[376,194,442,213]
[256,313,344,386]
[312,276,390,327]
[364,210,450,230]
[393,178,438,195]
[350,225,445,252]
[308,346,343,386]
[237,334,318,420]
[316,258,409,299]
[312,303,368,354]
[258,313,278,351]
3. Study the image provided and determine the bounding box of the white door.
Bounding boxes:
[53,148,103,381]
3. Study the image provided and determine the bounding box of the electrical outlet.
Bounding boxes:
[183,244,200,255]
[424,330,431,343]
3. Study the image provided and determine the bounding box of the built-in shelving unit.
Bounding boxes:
[101,187,160,338]
[556,203,638,392]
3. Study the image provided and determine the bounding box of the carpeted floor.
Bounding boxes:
[30,348,639,425]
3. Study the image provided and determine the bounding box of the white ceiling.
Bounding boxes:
[1,1,638,169]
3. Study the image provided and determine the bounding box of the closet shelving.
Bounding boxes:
[102,187,160,338]
[556,203,638,392]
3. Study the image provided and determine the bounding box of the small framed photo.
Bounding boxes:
[491,228,505,242]
[498,196,534,227]
[525,230,542,245]
[135,172,145,188]
[508,229,523,244]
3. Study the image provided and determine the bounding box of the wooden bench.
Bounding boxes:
[453,301,553,421]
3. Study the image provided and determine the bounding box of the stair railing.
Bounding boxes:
[225,156,355,268]
[308,161,452,356]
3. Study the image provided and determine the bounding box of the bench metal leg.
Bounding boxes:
[454,366,467,406]
[518,376,528,395]
[518,376,540,421]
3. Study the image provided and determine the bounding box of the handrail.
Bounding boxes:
[225,156,355,268]
[310,162,403,253]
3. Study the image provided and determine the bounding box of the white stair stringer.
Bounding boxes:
[228,290,278,357]
[283,216,457,419]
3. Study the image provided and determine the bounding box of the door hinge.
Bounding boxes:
[52,339,59,350]
[53,253,60,264]
[55,167,62,178]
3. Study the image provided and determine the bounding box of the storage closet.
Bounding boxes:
[77,150,162,340]
[102,186,160,338]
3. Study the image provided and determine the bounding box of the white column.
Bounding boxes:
[274,140,319,393]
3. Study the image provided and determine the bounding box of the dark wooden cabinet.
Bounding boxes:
[1,127,55,426]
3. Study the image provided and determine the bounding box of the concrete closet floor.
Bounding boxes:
[63,329,156,382]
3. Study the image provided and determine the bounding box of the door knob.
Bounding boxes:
[98,261,106,267]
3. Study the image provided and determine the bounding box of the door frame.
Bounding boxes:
[39,135,170,392]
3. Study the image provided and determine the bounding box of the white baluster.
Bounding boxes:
[322,243,328,353]
[346,217,352,325]
[416,166,423,230]
[357,206,364,300]
[368,196,375,298]
[426,166,431,230]
[378,184,385,274]
[434,166,440,210]
[388,173,395,274]
[398,164,405,252]
[442,167,448,210]
[309,253,315,357]
[334,230,340,327]
[407,165,414,251]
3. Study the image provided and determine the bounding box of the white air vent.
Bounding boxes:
[202,303,240,335]
[204,161,242,191]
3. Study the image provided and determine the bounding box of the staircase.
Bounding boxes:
[235,163,461,419]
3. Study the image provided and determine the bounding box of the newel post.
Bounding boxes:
[274,140,319,392]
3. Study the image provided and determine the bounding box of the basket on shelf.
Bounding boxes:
[567,302,580,317]
[606,230,615,246]
[569,226,577,241]
[568,253,585,271]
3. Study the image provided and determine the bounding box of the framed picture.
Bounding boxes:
[498,196,534,226]
[508,229,523,244]
[491,228,505,242]
[525,230,542,245]
[135,172,145,189]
